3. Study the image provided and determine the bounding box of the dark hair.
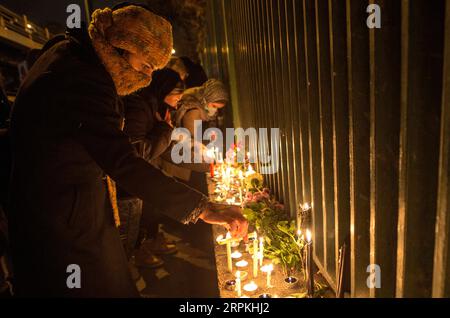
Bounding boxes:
[179,56,208,89]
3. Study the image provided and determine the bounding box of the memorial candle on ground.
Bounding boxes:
[259,237,264,266]
[226,232,232,272]
[261,264,273,288]
[235,271,242,297]
[253,234,258,278]
[305,229,314,297]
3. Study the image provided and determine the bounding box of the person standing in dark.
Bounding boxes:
[118,68,184,267]
[8,4,247,297]
[179,56,208,89]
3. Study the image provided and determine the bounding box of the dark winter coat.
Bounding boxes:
[8,29,205,297]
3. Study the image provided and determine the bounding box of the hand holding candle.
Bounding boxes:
[200,204,248,240]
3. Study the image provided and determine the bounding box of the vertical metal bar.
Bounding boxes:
[329,0,351,288]
[260,0,275,191]
[304,0,325,265]
[221,0,241,128]
[347,0,371,298]
[432,0,450,298]
[266,0,283,198]
[294,0,312,206]
[368,0,401,298]
[275,0,296,214]
[315,0,336,278]
[397,0,445,298]
[252,0,268,182]
[84,0,93,23]
[284,0,302,216]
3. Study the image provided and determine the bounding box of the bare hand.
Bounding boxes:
[199,203,248,240]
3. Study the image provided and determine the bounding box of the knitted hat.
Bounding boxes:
[106,6,173,70]
[88,6,173,96]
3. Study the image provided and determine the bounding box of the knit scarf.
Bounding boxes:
[88,8,152,96]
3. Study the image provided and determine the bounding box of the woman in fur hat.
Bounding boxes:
[8,4,247,297]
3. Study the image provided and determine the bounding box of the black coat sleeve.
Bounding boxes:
[55,68,207,223]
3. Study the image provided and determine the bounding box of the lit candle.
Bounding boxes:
[235,271,242,297]
[296,229,302,245]
[235,260,249,268]
[245,164,255,177]
[231,251,242,259]
[259,237,264,266]
[243,281,258,292]
[305,229,314,297]
[253,234,258,278]
[226,232,232,273]
[261,264,274,288]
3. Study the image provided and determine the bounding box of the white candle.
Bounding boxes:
[243,281,258,292]
[245,164,255,177]
[226,232,232,272]
[259,237,264,266]
[235,260,248,268]
[296,229,302,245]
[261,264,274,288]
[253,235,258,278]
[231,251,242,259]
[235,271,242,297]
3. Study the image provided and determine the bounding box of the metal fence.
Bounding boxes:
[201,0,450,298]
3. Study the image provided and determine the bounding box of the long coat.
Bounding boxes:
[8,29,205,297]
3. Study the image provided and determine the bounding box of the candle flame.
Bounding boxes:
[302,203,311,211]
[306,229,312,242]
[297,229,302,237]
[231,251,242,259]
[261,264,273,273]
[205,148,215,159]
[243,281,258,292]
[226,232,232,239]
[236,260,249,267]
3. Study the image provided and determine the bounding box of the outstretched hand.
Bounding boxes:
[199,203,249,241]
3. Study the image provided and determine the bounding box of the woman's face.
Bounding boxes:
[124,51,155,77]
[208,102,226,109]
[206,102,226,117]
[164,90,183,108]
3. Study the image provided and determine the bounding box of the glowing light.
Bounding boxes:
[243,281,258,292]
[306,229,312,243]
[260,264,273,273]
[171,48,176,54]
[231,251,242,259]
[302,203,311,211]
[235,260,249,268]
